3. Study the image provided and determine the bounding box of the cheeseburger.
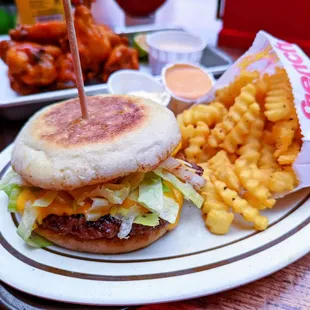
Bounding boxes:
[0,95,205,253]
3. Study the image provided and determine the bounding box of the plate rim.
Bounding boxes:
[1,222,309,306]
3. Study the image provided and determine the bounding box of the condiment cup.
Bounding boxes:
[107,69,171,107]
[162,63,215,115]
[146,30,207,75]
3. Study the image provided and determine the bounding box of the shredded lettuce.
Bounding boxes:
[154,168,203,208]
[26,232,53,248]
[32,191,57,207]
[162,181,171,193]
[89,198,110,211]
[0,169,30,191]
[134,213,159,226]
[122,172,144,190]
[1,183,16,197]
[138,175,179,223]
[7,186,22,213]
[85,212,102,221]
[161,196,179,223]
[86,198,111,221]
[116,205,140,239]
[17,202,38,242]
[118,215,136,239]
[70,183,130,204]
[128,188,139,201]
[138,175,164,214]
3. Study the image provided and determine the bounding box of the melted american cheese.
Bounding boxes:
[16,181,183,227]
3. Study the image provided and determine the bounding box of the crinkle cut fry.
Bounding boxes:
[199,164,234,235]
[259,143,279,171]
[208,150,240,191]
[177,101,228,149]
[185,121,210,163]
[235,158,276,208]
[208,83,256,148]
[264,68,293,122]
[215,70,259,108]
[255,73,270,109]
[177,113,195,148]
[220,102,260,153]
[243,192,268,210]
[237,114,265,163]
[211,176,268,230]
[277,141,300,165]
[188,102,228,127]
[272,113,299,158]
[258,143,298,193]
[269,167,298,193]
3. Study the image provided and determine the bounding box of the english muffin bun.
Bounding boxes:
[12,95,180,190]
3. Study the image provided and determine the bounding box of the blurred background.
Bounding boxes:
[0,0,309,53]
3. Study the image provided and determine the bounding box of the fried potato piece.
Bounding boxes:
[199,165,234,235]
[235,158,275,208]
[177,102,228,149]
[208,84,256,148]
[258,143,279,171]
[255,73,270,109]
[272,113,299,158]
[200,146,219,162]
[221,102,260,153]
[189,102,228,127]
[205,210,235,235]
[269,167,298,193]
[208,150,240,191]
[215,70,259,108]
[243,192,268,210]
[277,141,300,165]
[262,129,275,145]
[185,122,210,163]
[264,68,293,122]
[211,176,268,230]
[177,113,195,149]
[237,114,265,163]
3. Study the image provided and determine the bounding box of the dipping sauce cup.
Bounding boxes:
[162,63,214,114]
[146,31,207,75]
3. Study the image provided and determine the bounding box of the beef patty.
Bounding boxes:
[40,214,167,240]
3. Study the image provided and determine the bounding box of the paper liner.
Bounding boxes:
[201,31,310,194]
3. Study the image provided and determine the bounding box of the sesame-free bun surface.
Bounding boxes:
[12,95,180,190]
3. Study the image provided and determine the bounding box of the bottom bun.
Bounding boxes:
[35,226,169,254]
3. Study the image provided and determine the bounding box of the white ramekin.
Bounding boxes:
[107,69,171,107]
[146,30,207,75]
[161,63,215,114]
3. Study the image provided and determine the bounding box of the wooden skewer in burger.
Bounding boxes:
[0,0,205,253]
[63,0,88,119]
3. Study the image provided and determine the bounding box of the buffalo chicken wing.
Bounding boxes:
[0,4,139,95]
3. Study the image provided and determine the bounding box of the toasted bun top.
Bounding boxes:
[12,95,180,190]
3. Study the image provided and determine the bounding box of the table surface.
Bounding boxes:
[1,0,310,309]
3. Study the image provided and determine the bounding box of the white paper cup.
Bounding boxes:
[107,69,171,107]
[161,63,215,114]
[146,30,207,75]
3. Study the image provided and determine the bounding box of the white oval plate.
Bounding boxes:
[1,144,310,306]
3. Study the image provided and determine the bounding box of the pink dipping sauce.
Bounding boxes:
[165,64,212,101]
